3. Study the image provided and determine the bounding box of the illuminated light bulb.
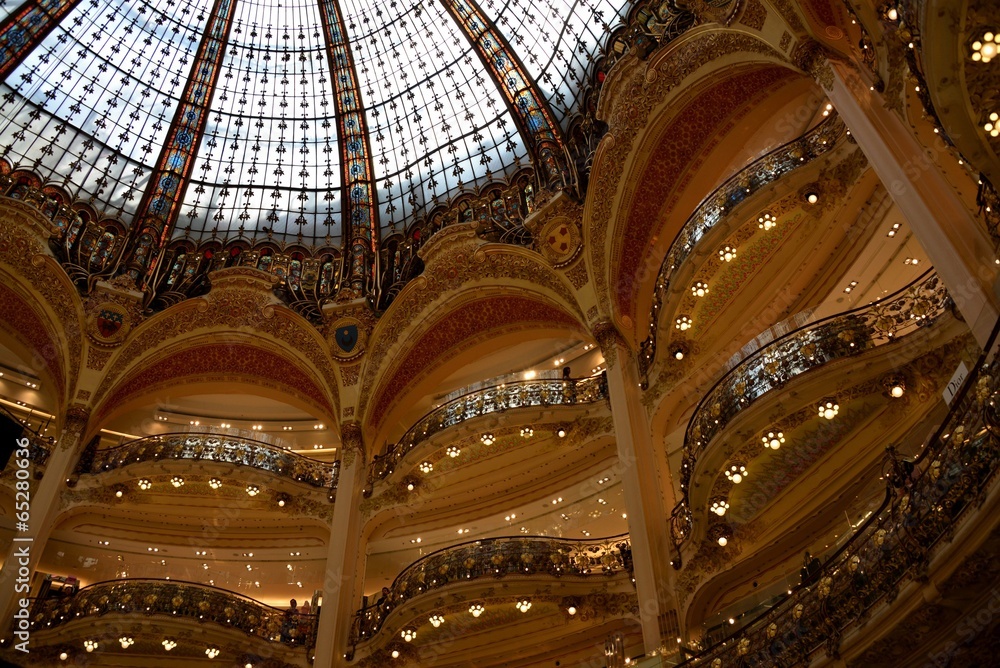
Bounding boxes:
[520,427,533,438]
[209,478,222,489]
[119,637,134,649]
[675,316,692,331]
[419,461,433,474]
[392,650,400,658]
[84,640,98,652]
[673,349,684,361]
[557,429,567,438]
[480,433,495,446]
[246,484,260,496]
[205,647,220,659]
[170,476,184,488]
[758,212,776,230]
[718,536,728,547]
[718,245,737,262]
[891,383,905,398]
[567,606,577,615]
[406,482,415,491]
[59,652,68,661]
[691,281,709,297]
[806,191,819,204]
[887,7,897,20]
[725,465,747,484]
[762,431,784,450]
[401,628,416,642]
[469,603,485,617]
[446,445,461,457]
[516,599,532,612]
[711,500,730,516]
[429,614,444,627]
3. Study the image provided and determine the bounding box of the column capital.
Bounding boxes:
[58,404,90,452]
[593,319,630,369]
[340,421,365,467]
[791,38,837,91]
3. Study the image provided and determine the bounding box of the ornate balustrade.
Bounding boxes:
[76,432,338,489]
[674,271,948,519]
[365,375,608,494]
[638,115,848,384]
[27,578,315,648]
[678,320,1000,666]
[350,533,632,647]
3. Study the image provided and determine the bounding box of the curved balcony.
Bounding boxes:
[678,321,1000,666]
[350,533,632,646]
[638,114,848,384]
[76,432,338,489]
[673,271,949,542]
[365,375,608,493]
[27,578,316,648]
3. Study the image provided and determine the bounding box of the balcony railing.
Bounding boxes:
[78,432,338,489]
[27,578,316,648]
[678,319,1000,666]
[673,270,949,539]
[350,533,632,647]
[638,114,848,385]
[365,375,608,493]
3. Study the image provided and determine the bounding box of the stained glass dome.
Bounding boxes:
[0,0,628,246]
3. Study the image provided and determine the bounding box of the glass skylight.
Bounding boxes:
[0,0,625,244]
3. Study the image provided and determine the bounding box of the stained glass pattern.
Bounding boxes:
[0,0,83,80]
[481,0,629,128]
[0,0,207,218]
[316,0,375,291]
[176,0,341,244]
[340,0,526,231]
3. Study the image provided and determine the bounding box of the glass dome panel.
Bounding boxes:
[339,0,526,231]
[0,0,207,217]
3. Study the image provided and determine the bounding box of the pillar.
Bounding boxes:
[595,322,679,655]
[313,422,367,667]
[0,405,89,633]
[821,58,1000,347]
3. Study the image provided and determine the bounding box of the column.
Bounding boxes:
[595,322,679,655]
[313,422,367,667]
[822,59,1000,347]
[0,405,89,633]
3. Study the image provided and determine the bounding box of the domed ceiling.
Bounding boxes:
[0,0,628,245]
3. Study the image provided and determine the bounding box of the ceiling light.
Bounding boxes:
[718,536,728,546]
[170,476,184,488]
[84,640,98,652]
[446,445,461,457]
[504,513,516,521]
[429,614,444,627]
[469,603,484,617]
[557,429,567,438]
[208,478,222,489]
[718,245,736,262]
[480,433,495,446]
[972,32,998,62]
[119,637,134,649]
[805,191,819,204]
[711,500,730,516]
[246,484,260,496]
[401,628,416,642]
[406,482,415,491]
[520,427,533,438]
[819,400,839,420]
[277,493,290,507]
[59,652,68,660]
[844,280,858,294]
[690,281,709,297]
[114,489,123,498]
[524,370,537,380]
[762,431,784,450]
[675,315,692,331]
[419,461,433,473]
[725,465,747,484]
[392,650,400,658]
[567,606,577,615]
[758,212,777,230]
[673,348,684,360]
[597,498,607,505]
[516,599,532,612]
[205,647,220,659]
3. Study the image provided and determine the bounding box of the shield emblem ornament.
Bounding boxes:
[88,302,131,345]
[335,325,359,353]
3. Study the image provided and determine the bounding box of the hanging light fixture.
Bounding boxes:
[725,464,747,484]
[480,433,495,446]
[162,639,177,651]
[675,316,692,331]
[520,427,533,438]
[972,32,999,63]
[245,484,260,496]
[718,245,737,262]
[818,400,839,420]
[118,637,134,649]
[515,599,532,613]
[884,376,906,398]
[691,281,709,297]
[170,476,184,488]
[419,461,433,474]
[428,614,444,627]
[761,430,785,450]
[208,478,222,489]
[469,603,485,617]
[758,212,777,230]
[711,499,730,516]
[401,628,416,642]
[446,446,461,458]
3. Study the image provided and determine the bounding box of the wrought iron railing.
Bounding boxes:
[78,432,338,489]
[638,114,847,385]
[27,578,316,648]
[365,375,608,494]
[350,533,632,647]
[677,318,1000,666]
